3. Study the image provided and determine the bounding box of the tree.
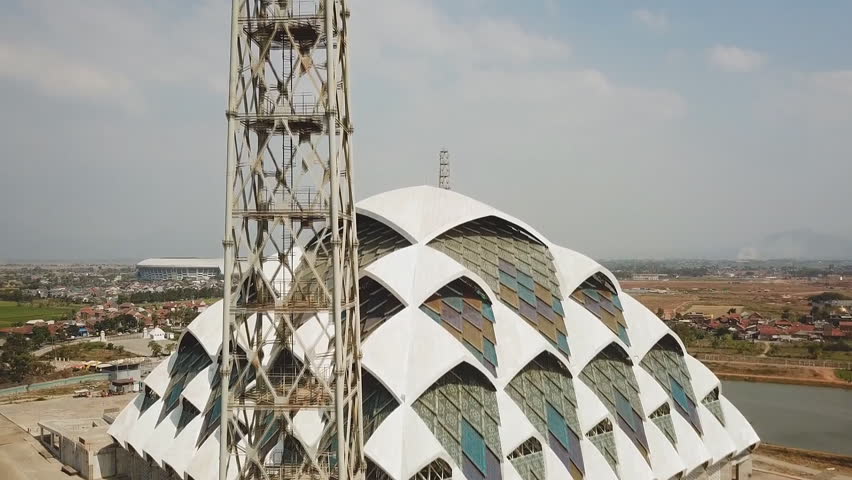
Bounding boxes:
[781,308,792,321]
[31,326,51,348]
[727,308,737,314]
[713,327,730,338]
[148,341,163,357]
[0,334,54,384]
[807,344,823,360]
[655,307,665,318]
[164,342,177,355]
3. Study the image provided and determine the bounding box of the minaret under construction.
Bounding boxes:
[220,1,363,480]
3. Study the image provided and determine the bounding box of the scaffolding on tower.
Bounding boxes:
[220,1,364,480]
[438,149,450,190]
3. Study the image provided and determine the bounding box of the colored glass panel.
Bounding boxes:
[547,403,570,448]
[517,284,537,306]
[483,339,498,365]
[617,323,631,346]
[552,299,565,316]
[670,376,689,412]
[482,303,495,322]
[443,307,463,332]
[516,272,535,290]
[557,332,570,355]
[445,296,465,313]
[463,420,488,474]
[519,301,537,322]
[499,271,518,291]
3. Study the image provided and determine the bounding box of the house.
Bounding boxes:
[147,327,166,341]
[758,326,783,341]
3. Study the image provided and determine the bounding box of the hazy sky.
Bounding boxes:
[1,1,851,261]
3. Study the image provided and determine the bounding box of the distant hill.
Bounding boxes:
[737,229,852,260]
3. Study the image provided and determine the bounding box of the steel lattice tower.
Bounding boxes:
[220,2,363,480]
[438,149,450,190]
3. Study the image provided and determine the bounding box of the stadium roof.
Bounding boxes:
[136,258,224,270]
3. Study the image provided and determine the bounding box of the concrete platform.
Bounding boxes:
[0,413,69,480]
[0,394,132,435]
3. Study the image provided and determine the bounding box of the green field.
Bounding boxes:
[0,301,76,327]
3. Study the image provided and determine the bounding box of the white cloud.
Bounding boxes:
[632,9,668,32]
[809,70,852,96]
[0,0,229,112]
[707,45,766,72]
[0,43,142,112]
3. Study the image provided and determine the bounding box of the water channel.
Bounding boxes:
[722,380,852,456]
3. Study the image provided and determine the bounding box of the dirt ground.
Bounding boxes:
[706,361,852,389]
[623,277,852,317]
[756,444,852,479]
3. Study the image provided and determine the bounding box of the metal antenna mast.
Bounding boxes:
[220,1,363,480]
[438,149,450,190]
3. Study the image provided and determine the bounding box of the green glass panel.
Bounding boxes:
[462,420,487,474]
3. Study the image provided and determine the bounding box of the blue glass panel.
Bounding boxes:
[462,420,487,474]
[481,303,495,323]
[615,390,636,432]
[546,403,570,448]
[557,332,571,355]
[617,323,631,346]
[516,272,535,290]
[499,271,518,291]
[483,339,498,365]
[464,340,484,359]
[517,285,536,306]
[552,299,565,317]
[611,294,623,311]
[583,289,602,303]
[669,376,689,412]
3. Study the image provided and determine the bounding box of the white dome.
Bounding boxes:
[108,186,758,480]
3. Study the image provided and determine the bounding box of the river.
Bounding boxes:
[722,380,852,456]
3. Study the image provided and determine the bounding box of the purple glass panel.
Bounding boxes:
[633,409,649,450]
[548,432,574,473]
[536,298,554,320]
[567,428,585,474]
[519,300,537,322]
[443,307,463,332]
[599,298,618,316]
[463,302,484,328]
[617,413,648,459]
[486,449,503,480]
[586,301,602,318]
[463,456,486,480]
[498,259,517,277]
